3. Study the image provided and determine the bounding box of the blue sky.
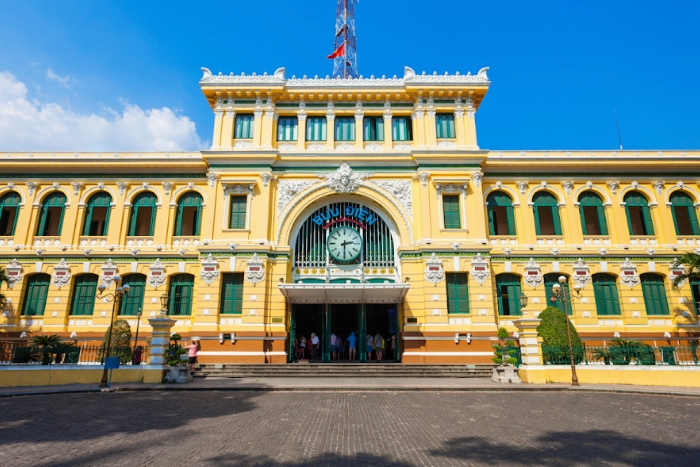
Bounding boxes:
[0,0,698,151]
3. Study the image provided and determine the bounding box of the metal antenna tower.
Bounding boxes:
[332,0,358,79]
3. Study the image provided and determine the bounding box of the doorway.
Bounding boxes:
[365,304,400,362]
[289,304,324,362]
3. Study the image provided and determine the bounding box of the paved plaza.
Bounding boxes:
[1,390,699,466]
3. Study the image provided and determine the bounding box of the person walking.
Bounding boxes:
[311,333,319,360]
[366,332,374,361]
[347,331,357,361]
[185,340,199,375]
[374,333,384,361]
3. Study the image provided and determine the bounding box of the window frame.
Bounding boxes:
[533,191,562,236]
[578,191,608,236]
[220,273,244,314]
[22,273,50,316]
[640,273,670,316]
[118,274,146,316]
[83,191,112,237]
[435,113,456,139]
[174,191,203,237]
[487,191,516,236]
[391,116,413,141]
[168,273,194,316]
[306,116,327,141]
[669,191,700,236]
[69,274,98,316]
[592,273,621,316]
[544,273,572,315]
[496,274,522,316]
[234,114,255,139]
[624,191,655,236]
[363,116,385,142]
[0,191,21,236]
[228,195,248,230]
[36,192,67,237]
[442,194,462,229]
[128,192,158,237]
[334,116,356,142]
[277,116,299,142]
[446,272,469,314]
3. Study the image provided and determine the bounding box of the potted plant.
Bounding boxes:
[165,333,192,383]
[491,328,521,383]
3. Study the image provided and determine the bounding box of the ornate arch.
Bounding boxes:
[572,184,612,206]
[79,186,117,206]
[663,184,700,205]
[482,185,520,206]
[527,184,566,205]
[276,185,414,247]
[33,185,72,207]
[125,185,163,206]
[170,185,208,206]
[618,184,656,205]
[0,186,27,206]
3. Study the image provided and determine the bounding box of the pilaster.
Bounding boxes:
[513,317,543,365]
[220,110,235,150]
[454,109,466,148]
[148,316,176,365]
[211,110,224,150]
[296,113,307,151]
[326,113,336,150]
[354,112,364,150]
[425,110,437,147]
[383,114,393,150]
[252,109,264,148]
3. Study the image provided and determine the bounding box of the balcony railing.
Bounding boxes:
[80,236,108,247]
[126,236,154,247]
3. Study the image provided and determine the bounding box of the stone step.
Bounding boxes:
[194,363,495,378]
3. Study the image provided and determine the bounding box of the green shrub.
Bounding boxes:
[100,320,133,364]
[538,306,583,364]
[492,327,518,366]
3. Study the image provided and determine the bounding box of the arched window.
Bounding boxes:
[578,191,608,236]
[544,273,572,315]
[533,192,562,235]
[624,191,654,236]
[496,273,522,316]
[593,273,621,315]
[36,192,66,236]
[118,274,146,316]
[70,274,98,316]
[220,273,244,314]
[22,273,50,316]
[641,273,670,316]
[83,192,112,236]
[670,191,700,235]
[0,191,21,236]
[174,192,203,236]
[168,273,194,316]
[128,192,157,236]
[487,192,516,236]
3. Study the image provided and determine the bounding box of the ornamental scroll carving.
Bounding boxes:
[470,253,490,285]
[245,253,265,285]
[223,183,254,196]
[51,259,71,289]
[620,258,639,288]
[317,163,373,194]
[276,180,319,218]
[435,182,467,199]
[524,258,542,288]
[100,259,118,287]
[572,258,591,288]
[369,180,412,218]
[199,254,220,285]
[148,258,166,289]
[5,258,22,289]
[424,253,445,285]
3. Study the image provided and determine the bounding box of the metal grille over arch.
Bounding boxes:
[293,201,397,282]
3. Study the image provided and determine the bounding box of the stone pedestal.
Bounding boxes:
[167,366,194,383]
[513,316,543,366]
[147,316,176,365]
[491,366,521,384]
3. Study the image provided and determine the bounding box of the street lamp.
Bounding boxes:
[132,308,142,364]
[160,294,169,316]
[550,275,582,386]
[518,293,529,311]
[97,276,130,387]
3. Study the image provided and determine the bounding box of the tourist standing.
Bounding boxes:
[374,333,383,361]
[311,333,319,360]
[366,333,374,361]
[299,336,307,360]
[330,332,338,360]
[185,340,199,375]
[347,331,357,361]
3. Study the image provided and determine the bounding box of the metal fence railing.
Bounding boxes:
[0,342,148,366]
[543,345,700,366]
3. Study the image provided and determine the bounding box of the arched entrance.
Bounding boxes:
[280,198,408,363]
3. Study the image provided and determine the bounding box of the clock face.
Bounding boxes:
[327,226,362,262]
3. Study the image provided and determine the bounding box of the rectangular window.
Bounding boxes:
[70,278,97,316]
[392,117,412,141]
[363,117,385,141]
[334,117,355,141]
[442,195,461,229]
[277,117,298,141]
[119,279,145,316]
[446,273,469,314]
[234,114,254,139]
[23,279,49,316]
[436,113,456,138]
[306,117,327,141]
[229,196,247,229]
[220,273,244,314]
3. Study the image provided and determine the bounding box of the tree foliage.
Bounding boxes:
[0,266,10,309]
[101,319,133,363]
[492,327,518,366]
[671,252,700,290]
[537,306,583,349]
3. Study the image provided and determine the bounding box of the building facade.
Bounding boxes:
[0,65,698,363]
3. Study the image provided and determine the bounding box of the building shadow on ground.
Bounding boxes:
[429,430,700,466]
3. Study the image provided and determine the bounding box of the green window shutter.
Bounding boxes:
[221,273,244,314]
[642,204,655,235]
[175,205,184,236]
[365,117,386,141]
[36,203,49,236]
[306,117,327,141]
[496,274,522,316]
[593,274,621,316]
[624,204,634,235]
[0,192,20,236]
[436,114,455,138]
[690,206,700,235]
[335,117,355,141]
[392,117,411,141]
[641,274,669,316]
[70,274,97,316]
[442,195,461,229]
[229,196,247,229]
[533,204,542,235]
[670,192,700,235]
[578,205,588,235]
[506,206,516,235]
[118,274,146,316]
[235,114,254,139]
[169,274,194,316]
[487,203,496,235]
[552,206,562,235]
[277,117,298,141]
[23,274,50,316]
[446,273,469,314]
[598,205,609,235]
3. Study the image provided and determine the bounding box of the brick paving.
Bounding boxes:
[0,391,699,466]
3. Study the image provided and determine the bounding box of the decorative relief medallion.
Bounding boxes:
[51,259,71,289]
[652,181,665,195]
[223,183,254,196]
[472,172,483,188]
[561,181,574,195]
[27,182,36,196]
[162,182,172,196]
[620,258,639,288]
[245,253,265,285]
[572,258,591,288]
[276,180,319,218]
[435,182,467,199]
[117,182,128,196]
[261,173,272,188]
[369,180,412,218]
[5,258,22,289]
[71,182,83,195]
[418,172,430,187]
[200,254,220,285]
[524,258,542,288]
[470,253,490,285]
[317,163,373,194]
[206,173,219,188]
[424,253,445,285]
[148,258,166,289]
[606,181,620,195]
[516,181,529,195]
[100,259,118,287]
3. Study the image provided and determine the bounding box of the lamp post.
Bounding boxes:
[97,276,130,387]
[518,293,529,313]
[550,275,582,386]
[160,294,169,316]
[132,308,142,364]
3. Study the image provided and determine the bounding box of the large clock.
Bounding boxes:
[327,226,362,262]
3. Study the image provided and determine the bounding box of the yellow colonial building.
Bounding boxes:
[0,65,698,364]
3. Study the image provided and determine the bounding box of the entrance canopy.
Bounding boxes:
[279,283,409,304]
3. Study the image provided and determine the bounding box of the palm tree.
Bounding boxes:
[671,253,700,290]
[0,266,10,309]
[30,334,63,365]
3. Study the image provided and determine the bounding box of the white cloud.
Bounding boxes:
[46,68,72,89]
[0,71,207,152]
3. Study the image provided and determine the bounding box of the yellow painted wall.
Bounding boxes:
[520,365,700,388]
[0,366,166,388]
